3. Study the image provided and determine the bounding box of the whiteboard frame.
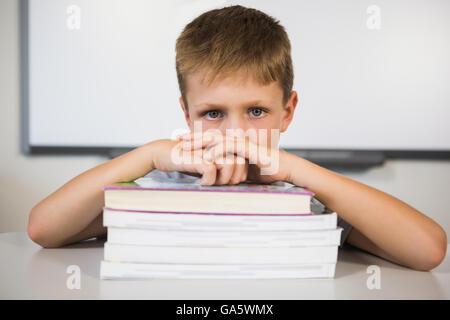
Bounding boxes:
[19,0,450,167]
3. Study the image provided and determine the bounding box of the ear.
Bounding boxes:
[179,96,192,127]
[280,90,298,133]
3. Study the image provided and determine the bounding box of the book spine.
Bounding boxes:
[106,227,343,247]
[100,260,336,279]
[103,210,338,231]
[103,242,339,265]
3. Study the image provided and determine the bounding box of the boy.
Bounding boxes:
[28,5,446,271]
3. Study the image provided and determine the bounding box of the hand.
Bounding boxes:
[149,139,248,186]
[149,139,216,185]
[179,132,292,185]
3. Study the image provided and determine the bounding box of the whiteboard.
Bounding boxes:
[24,0,450,152]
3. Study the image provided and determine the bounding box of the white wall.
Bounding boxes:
[1,0,449,237]
[26,0,450,150]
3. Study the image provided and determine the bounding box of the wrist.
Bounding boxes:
[142,140,159,172]
[279,150,312,187]
[144,138,180,172]
[276,149,295,184]
[143,139,169,171]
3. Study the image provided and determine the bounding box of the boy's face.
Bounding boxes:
[179,69,298,147]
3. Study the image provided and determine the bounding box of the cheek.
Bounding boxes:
[252,116,280,132]
[252,117,282,146]
[187,112,211,131]
[254,130,280,147]
[201,120,221,132]
[188,118,221,133]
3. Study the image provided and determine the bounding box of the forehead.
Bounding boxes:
[185,69,283,106]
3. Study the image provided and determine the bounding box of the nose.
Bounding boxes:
[220,114,248,136]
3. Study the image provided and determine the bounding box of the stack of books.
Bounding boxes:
[100,171,342,279]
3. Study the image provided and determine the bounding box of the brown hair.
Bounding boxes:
[175,5,294,110]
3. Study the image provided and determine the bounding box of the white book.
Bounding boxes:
[103,242,338,264]
[106,227,343,247]
[103,208,338,231]
[100,260,337,279]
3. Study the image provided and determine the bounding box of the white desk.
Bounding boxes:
[0,232,448,299]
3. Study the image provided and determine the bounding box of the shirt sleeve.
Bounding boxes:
[337,216,353,247]
[143,169,199,182]
[310,197,353,248]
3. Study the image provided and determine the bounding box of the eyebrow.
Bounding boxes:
[194,100,270,109]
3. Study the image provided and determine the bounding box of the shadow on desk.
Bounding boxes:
[27,238,434,278]
[21,236,447,299]
[63,238,107,249]
[28,239,105,279]
[336,244,409,278]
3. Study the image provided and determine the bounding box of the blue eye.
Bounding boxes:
[249,107,266,118]
[204,110,223,120]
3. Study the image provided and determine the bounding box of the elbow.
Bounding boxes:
[27,219,48,248]
[413,227,447,271]
[418,242,447,271]
[27,206,63,248]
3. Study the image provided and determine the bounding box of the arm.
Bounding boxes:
[177,132,447,270]
[28,138,218,248]
[27,141,158,248]
[284,151,447,271]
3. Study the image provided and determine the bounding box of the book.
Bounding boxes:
[103,207,338,231]
[100,261,337,279]
[106,226,344,247]
[100,170,342,280]
[104,171,314,215]
[103,242,338,264]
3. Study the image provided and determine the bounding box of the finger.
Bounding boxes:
[179,131,219,140]
[203,136,271,168]
[174,151,217,185]
[181,133,224,151]
[229,156,246,185]
[176,133,189,141]
[179,131,205,140]
[178,132,194,140]
[214,156,235,185]
[198,161,217,185]
[179,131,222,143]
[241,158,249,183]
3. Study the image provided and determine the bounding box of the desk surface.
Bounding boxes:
[0,232,448,299]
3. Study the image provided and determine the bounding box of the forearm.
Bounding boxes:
[55,213,107,247]
[28,141,158,247]
[285,153,447,269]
